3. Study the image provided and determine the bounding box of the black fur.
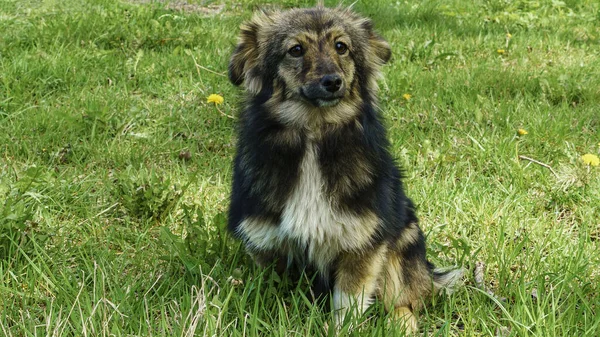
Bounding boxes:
[228,89,426,280]
[226,7,460,330]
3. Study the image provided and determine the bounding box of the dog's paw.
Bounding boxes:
[390,306,418,334]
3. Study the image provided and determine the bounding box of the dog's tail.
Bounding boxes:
[432,267,464,295]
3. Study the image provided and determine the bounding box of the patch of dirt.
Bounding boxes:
[128,0,225,15]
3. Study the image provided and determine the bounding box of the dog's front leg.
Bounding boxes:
[333,245,387,328]
[248,250,289,275]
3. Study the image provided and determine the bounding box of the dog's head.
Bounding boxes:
[229,6,390,114]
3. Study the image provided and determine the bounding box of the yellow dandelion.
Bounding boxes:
[506,33,512,38]
[402,93,412,101]
[581,154,599,166]
[207,94,224,105]
[517,128,528,136]
[497,49,506,55]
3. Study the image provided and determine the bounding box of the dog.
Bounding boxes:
[227,5,462,332]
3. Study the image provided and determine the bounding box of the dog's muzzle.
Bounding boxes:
[301,74,345,107]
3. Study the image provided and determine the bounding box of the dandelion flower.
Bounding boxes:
[506,33,512,38]
[582,154,599,166]
[402,93,412,101]
[497,49,506,55]
[207,94,224,105]
[207,94,234,119]
[517,128,528,136]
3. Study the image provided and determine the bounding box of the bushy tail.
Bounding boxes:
[433,267,464,295]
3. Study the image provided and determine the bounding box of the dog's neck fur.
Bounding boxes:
[258,79,377,137]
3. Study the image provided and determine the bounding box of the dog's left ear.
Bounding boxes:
[370,32,391,64]
[363,20,391,65]
[229,12,271,94]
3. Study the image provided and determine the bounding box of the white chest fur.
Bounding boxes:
[238,143,378,273]
[280,144,377,271]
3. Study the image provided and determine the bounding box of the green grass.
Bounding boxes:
[1,0,599,335]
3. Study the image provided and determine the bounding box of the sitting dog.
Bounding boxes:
[227,5,462,332]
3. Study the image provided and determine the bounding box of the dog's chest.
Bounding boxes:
[278,144,376,267]
[281,144,336,245]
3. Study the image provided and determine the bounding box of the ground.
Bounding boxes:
[1,0,599,336]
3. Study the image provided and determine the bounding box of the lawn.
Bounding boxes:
[1,0,599,335]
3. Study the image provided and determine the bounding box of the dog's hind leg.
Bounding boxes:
[375,221,435,334]
[378,222,463,334]
[377,247,430,334]
[333,245,388,328]
[391,306,418,333]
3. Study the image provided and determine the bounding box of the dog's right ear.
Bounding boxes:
[229,13,271,94]
[361,20,391,65]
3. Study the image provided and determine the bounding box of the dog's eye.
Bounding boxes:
[335,42,348,55]
[288,45,304,57]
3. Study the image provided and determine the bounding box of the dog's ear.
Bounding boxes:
[362,20,391,65]
[229,12,271,94]
[369,32,391,64]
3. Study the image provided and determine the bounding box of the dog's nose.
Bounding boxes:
[320,74,342,93]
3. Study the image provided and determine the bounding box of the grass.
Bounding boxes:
[1,0,599,335]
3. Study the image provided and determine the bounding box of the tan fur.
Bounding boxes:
[392,307,418,333]
[396,222,422,249]
[334,245,388,327]
[378,250,434,313]
[229,7,390,125]
[264,89,363,129]
[229,6,461,333]
[237,143,381,275]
